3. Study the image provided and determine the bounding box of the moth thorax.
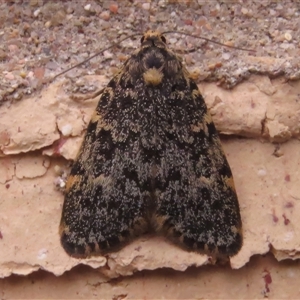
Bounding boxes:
[143,68,164,86]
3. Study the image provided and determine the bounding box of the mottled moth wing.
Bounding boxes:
[139,31,242,257]
[59,30,242,258]
[152,79,242,257]
[59,78,153,257]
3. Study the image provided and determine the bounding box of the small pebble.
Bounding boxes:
[23,22,31,31]
[184,19,193,26]
[27,71,34,80]
[60,180,66,188]
[273,148,284,157]
[66,7,74,14]
[51,10,66,26]
[5,73,15,80]
[142,3,150,10]
[29,0,38,6]
[222,53,231,60]
[241,7,248,15]
[158,0,166,7]
[149,15,156,23]
[258,169,267,177]
[109,3,118,14]
[61,124,73,136]
[33,67,45,79]
[7,87,15,93]
[208,63,217,70]
[8,44,19,52]
[280,42,292,49]
[0,49,8,60]
[54,165,63,175]
[169,38,177,44]
[75,78,85,86]
[45,21,51,28]
[37,248,48,260]
[103,50,113,59]
[100,10,110,21]
[25,87,32,95]
[224,41,235,47]
[197,16,207,27]
[20,70,27,78]
[284,32,292,41]
[13,92,22,100]
[84,4,91,11]
[46,61,58,70]
[33,8,40,17]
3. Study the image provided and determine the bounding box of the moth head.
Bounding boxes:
[141,30,167,49]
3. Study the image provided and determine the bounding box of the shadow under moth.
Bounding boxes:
[59,30,243,259]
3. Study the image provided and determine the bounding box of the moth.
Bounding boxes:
[59,30,242,259]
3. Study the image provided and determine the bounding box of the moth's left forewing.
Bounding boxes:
[59,72,151,257]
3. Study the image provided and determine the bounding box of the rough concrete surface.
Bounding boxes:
[1,74,300,282]
[1,254,300,299]
[1,0,300,299]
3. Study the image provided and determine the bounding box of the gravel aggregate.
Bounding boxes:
[1,0,300,104]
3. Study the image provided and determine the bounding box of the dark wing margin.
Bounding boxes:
[153,79,242,258]
[59,84,150,257]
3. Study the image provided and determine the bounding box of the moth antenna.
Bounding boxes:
[162,30,256,53]
[52,33,142,81]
